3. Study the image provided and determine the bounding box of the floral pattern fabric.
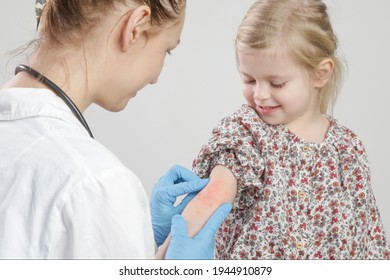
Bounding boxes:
[193,104,390,259]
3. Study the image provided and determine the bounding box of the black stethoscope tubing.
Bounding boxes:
[15,64,94,138]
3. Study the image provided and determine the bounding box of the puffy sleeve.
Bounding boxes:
[49,166,156,259]
[351,135,390,259]
[192,105,265,209]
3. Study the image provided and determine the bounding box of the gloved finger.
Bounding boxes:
[160,165,201,185]
[195,203,232,241]
[170,214,188,238]
[165,178,209,199]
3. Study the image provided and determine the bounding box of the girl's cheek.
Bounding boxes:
[243,86,254,104]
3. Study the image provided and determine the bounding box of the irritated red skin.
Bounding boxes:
[155,165,237,259]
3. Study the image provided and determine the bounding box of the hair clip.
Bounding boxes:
[35,0,47,28]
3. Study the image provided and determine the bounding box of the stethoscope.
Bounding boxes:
[15,64,94,138]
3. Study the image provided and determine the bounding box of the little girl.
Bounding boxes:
[156,0,390,259]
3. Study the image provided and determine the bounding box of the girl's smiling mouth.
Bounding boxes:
[257,105,282,115]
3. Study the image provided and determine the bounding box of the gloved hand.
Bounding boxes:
[165,203,232,259]
[150,165,209,247]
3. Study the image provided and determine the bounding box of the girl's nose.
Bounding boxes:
[253,83,271,101]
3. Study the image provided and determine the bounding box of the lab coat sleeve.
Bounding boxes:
[49,166,156,259]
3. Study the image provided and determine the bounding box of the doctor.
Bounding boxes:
[0,0,231,259]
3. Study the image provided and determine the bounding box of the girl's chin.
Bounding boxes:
[257,112,284,126]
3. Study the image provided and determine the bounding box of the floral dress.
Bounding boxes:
[193,104,390,259]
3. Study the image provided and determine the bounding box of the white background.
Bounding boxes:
[1,0,389,241]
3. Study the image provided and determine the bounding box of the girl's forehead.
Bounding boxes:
[237,46,305,76]
[237,47,298,71]
[237,44,293,60]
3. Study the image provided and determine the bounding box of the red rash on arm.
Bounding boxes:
[155,165,237,259]
[182,177,235,236]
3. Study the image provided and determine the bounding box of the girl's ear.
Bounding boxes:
[314,58,334,88]
[121,5,151,52]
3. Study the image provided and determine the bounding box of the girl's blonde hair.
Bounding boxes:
[236,0,344,114]
[38,0,185,46]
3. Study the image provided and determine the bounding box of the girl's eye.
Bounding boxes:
[270,82,286,89]
[243,80,256,84]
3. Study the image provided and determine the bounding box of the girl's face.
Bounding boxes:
[237,46,321,129]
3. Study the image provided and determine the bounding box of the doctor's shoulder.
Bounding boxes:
[58,132,144,191]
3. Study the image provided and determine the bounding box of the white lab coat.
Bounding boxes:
[0,88,155,259]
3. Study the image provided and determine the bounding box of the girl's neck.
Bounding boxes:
[285,114,330,144]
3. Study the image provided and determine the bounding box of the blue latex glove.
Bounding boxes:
[165,203,232,259]
[150,165,209,247]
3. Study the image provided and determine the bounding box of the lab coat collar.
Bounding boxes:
[0,87,91,137]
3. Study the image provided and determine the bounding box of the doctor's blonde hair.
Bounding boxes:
[38,0,185,46]
[236,0,344,114]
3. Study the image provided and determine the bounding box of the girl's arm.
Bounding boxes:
[156,165,237,259]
